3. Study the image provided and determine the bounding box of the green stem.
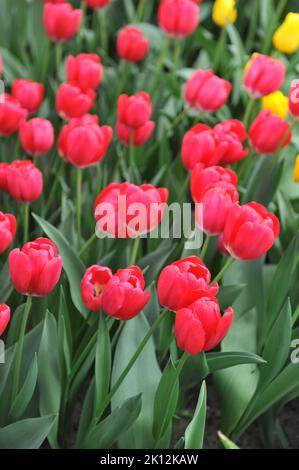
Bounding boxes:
[167,109,188,136]
[213,257,235,284]
[149,37,170,96]
[200,235,211,260]
[135,0,147,22]
[11,295,32,403]
[129,131,135,172]
[243,97,256,129]
[262,0,288,54]
[69,330,98,383]
[76,168,83,250]
[79,232,97,257]
[213,26,227,72]
[130,237,141,265]
[23,203,29,244]
[55,42,62,81]
[97,9,108,57]
[245,0,259,52]
[172,39,181,78]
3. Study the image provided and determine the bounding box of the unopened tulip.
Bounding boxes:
[222,202,280,260]
[273,13,299,54]
[191,165,238,203]
[262,91,289,119]
[243,53,286,98]
[118,92,152,129]
[213,119,249,165]
[117,26,149,63]
[0,94,27,136]
[102,266,150,320]
[116,120,155,146]
[185,69,232,113]
[94,182,168,238]
[43,3,82,42]
[175,290,234,355]
[9,238,62,296]
[294,155,299,183]
[56,83,96,120]
[0,212,16,254]
[0,304,10,336]
[81,265,113,311]
[157,256,219,312]
[212,0,237,27]
[66,54,103,91]
[249,110,292,154]
[20,118,54,157]
[182,124,218,170]
[158,0,200,38]
[58,114,112,168]
[12,79,44,114]
[84,0,110,8]
[289,81,299,120]
[6,160,43,203]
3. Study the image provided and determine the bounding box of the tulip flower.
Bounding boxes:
[273,13,299,55]
[222,202,280,260]
[43,3,82,42]
[0,212,16,254]
[12,79,44,114]
[58,114,113,168]
[0,304,10,336]
[84,0,110,8]
[117,120,155,146]
[249,110,292,154]
[185,69,232,113]
[43,0,66,3]
[289,81,299,121]
[9,237,62,296]
[191,165,238,203]
[6,160,43,203]
[157,256,219,312]
[66,54,103,91]
[213,119,249,165]
[118,92,152,129]
[262,91,289,119]
[101,266,150,320]
[94,182,169,238]
[158,0,200,38]
[294,155,299,183]
[81,265,113,311]
[212,0,237,27]
[56,83,96,120]
[117,26,149,63]
[0,94,27,136]
[174,290,234,355]
[20,118,55,157]
[243,53,286,99]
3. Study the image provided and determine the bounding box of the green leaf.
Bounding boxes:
[0,261,13,304]
[218,431,240,449]
[207,351,266,373]
[95,314,111,413]
[217,284,246,311]
[9,354,38,421]
[0,415,57,449]
[185,381,207,449]
[32,213,88,318]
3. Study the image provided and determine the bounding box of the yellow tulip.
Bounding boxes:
[273,13,299,54]
[262,91,289,119]
[212,0,237,28]
[293,155,299,183]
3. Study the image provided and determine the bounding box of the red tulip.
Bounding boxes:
[94,182,169,238]
[157,256,219,312]
[181,124,218,170]
[222,202,280,260]
[81,265,113,311]
[66,54,103,91]
[20,118,54,157]
[0,212,16,254]
[58,114,112,168]
[0,94,27,136]
[118,92,152,129]
[84,0,110,8]
[102,266,150,320]
[0,304,10,336]
[158,0,200,38]
[56,83,96,120]
[213,119,249,165]
[116,119,155,146]
[191,165,238,203]
[249,110,292,154]
[43,0,66,3]
[185,69,231,113]
[6,160,43,203]
[117,26,149,63]
[175,290,234,355]
[289,80,299,120]
[43,3,82,42]
[9,238,62,296]
[12,79,44,114]
[0,163,10,193]
[244,53,286,98]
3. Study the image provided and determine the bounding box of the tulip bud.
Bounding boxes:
[158,0,200,38]
[84,0,110,8]
[191,165,238,202]
[58,114,113,168]
[118,92,152,129]
[43,3,82,42]
[117,26,149,63]
[212,0,237,27]
[66,54,103,91]
[213,119,249,165]
[12,79,44,114]
[262,91,289,119]
[289,81,299,121]
[181,124,218,170]
[243,53,286,98]
[6,160,43,203]
[157,256,219,312]
[116,120,155,147]
[185,69,232,113]
[249,110,292,154]
[56,83,96,120]
[175,290,234,355]
[293,155,299,183]
[0,94,27,136]
[273,13,299,55]
[20,118,54,157]
[0,212,16,254]
[0,304,10,337]
[81,265,113,311]
[102,266,150,320]
[222,202,280,260]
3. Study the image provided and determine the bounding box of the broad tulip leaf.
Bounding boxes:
[206,351,266,373]
[0,415,57,449]
[185,381,207,449]
[9,354,38,421]
[95,314,111,413]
